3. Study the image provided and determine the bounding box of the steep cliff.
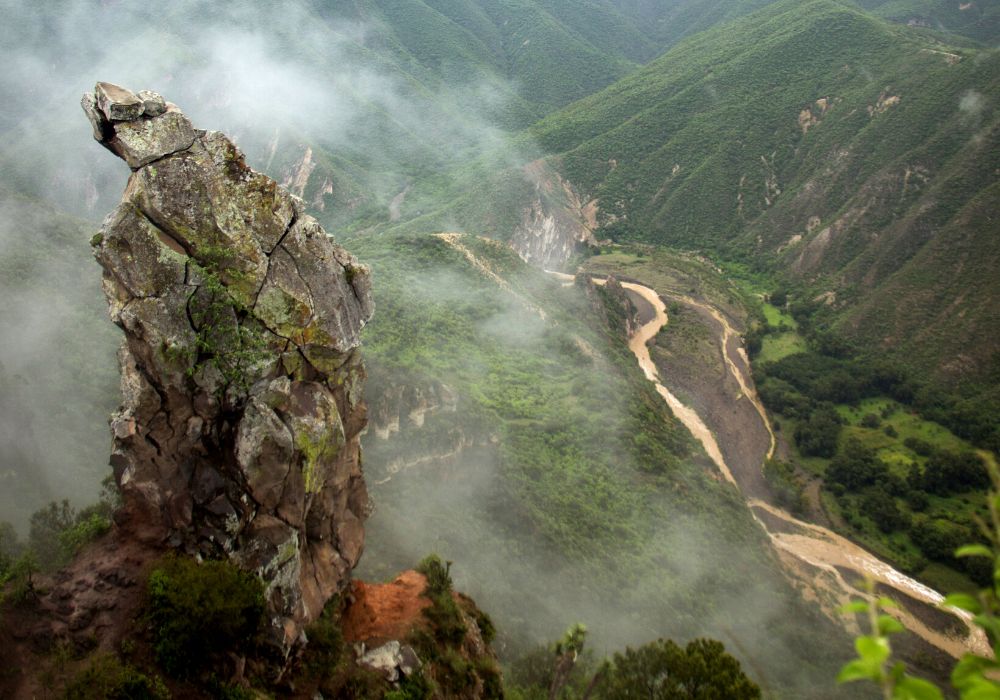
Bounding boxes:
[83,81,374,651]
[509,159,598,270]
[0,82,505,700]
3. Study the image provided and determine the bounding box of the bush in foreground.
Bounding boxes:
[146,556,265,678]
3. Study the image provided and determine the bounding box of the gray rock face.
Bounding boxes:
[84,82,374,654]
[84,85,196,169]
[96,81,144,121]
[356,641,422,682]
[137,89,167,117]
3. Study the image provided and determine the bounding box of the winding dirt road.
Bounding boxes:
[574,272,988,660]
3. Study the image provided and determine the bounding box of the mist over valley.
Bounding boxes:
[1,1,999,697]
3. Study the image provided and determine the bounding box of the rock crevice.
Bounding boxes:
[83,82,374,652]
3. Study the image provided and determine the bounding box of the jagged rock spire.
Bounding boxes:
[83,82,374,653]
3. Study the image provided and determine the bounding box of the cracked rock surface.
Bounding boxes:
[84,82,374,653]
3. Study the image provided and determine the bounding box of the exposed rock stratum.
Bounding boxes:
[82,81,374,652]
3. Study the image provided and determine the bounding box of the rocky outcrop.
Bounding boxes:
[510,159,597,271]
[82,82,374,653]
[370,381,458,440]
[342,569,500,696]
[586,275,639,339]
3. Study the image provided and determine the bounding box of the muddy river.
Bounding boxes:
[571,272,988,659]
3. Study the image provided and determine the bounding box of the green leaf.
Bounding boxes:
[878,615,905,635]
[878,596,898,610]
[956,545,993,559]
[961,682,1000,700]
[838,658,881,684]
[944,593,982,614]
[856,635,891,665]
[893,675,944,700]
[839,600,869,615]
[952,654,999,690]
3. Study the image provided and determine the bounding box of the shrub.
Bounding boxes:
[826,439,888,491]
[471,606,496,645]
[146,556,265,678]
[59,512,111,558]
[27,490,115,571]
[62,655,168,700]
[385,670,434,700]
[593,638,760,699]
[860,413,881,429]
[794,406,842,458]
[1,552,39,608]
[415,555,466,647]
[304,601,345,676]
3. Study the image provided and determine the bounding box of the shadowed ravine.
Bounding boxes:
[549,270,988,661]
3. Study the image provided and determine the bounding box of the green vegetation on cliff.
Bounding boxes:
[353,232,860,696]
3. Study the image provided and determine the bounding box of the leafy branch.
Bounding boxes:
[838,583,941,700]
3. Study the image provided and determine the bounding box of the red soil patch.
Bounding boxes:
[341,570,431,645]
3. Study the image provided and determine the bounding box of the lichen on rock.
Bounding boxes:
[83,82,374,654]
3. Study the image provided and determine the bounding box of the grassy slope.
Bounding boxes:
[350,232,859,696]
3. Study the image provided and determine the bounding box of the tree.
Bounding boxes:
[591,638,760,699]
[28,500,75,569]
[862,488,907,533]
[920,451,989,496]
[550,624,589,700]
[0,521,20,572]
[839,461,1000,698]
[826,439,888,490]
[795,406,842,458]
[911,518,969,563]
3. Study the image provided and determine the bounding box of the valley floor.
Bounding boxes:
[578,251,986,669]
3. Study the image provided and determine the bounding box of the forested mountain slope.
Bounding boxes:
[522,0,999,389]
[857,0,1000,44]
